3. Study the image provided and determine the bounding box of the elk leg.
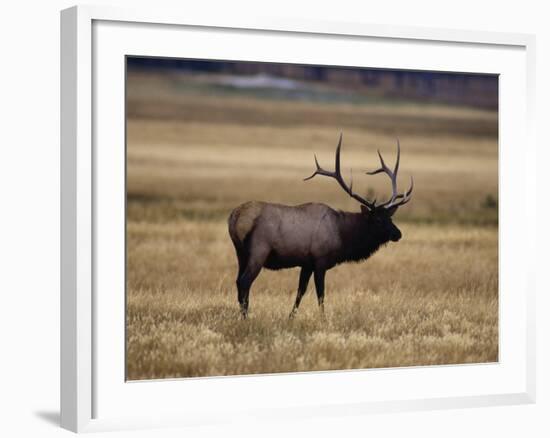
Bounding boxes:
[235,251,248,296]
[236,248,268,319]
[313,268,326,317]
[237,268,257,319]
[289,267,313,319]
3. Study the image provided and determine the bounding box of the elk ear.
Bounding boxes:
[387,205,398,217]
[360,205,371,216]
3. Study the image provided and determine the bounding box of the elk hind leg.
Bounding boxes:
[235,250,248,297]
[236,246,269,319]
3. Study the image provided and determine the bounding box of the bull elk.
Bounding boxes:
[228,134,413,319]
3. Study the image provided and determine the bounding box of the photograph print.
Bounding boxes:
[126,56,498,380]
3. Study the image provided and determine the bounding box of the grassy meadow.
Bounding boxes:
[126,69,498,380]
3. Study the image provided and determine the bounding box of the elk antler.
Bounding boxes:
[366,138,414,209]
[305,134,413,211]
[304,133,377,210]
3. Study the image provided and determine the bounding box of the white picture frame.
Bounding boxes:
[60,4,536,433]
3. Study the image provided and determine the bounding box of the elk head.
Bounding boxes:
[304,133,413,243]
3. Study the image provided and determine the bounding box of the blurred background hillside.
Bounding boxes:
[129,57,498,110]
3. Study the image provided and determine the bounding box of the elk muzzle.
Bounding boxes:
[390,228,402,242]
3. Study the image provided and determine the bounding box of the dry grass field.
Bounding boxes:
[126,69,498,380]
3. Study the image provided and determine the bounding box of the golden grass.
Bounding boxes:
[127,221,497,379]
[126,70,498,380]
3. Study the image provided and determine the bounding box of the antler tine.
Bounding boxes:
[335,132,343,174]
[304,154,332,181]
[394,175,414,207]
[387,175,414,206]
[366,139,406,208]
[304,133,376,210]
[303,156,320,180]
[304,134,343,181]
[394,137,400,176]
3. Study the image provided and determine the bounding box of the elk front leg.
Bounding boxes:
[289,267,312,319]
[313,268,326,318]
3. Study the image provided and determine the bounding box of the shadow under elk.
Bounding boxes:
[228,134,414,319]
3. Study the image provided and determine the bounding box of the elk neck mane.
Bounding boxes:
[334,210,388,264]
